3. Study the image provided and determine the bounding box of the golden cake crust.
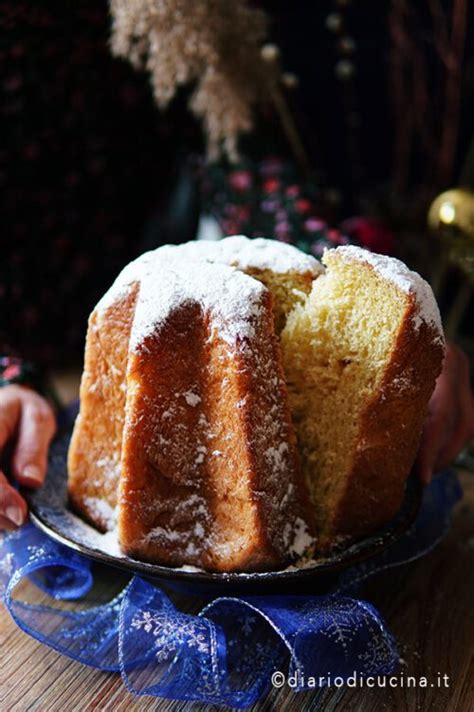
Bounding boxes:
[118,290,314,571]
[68,240,318,571]
[328,297,444,541]
[67,286,139,531]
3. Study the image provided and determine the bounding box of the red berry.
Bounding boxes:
[229,170,252,192]
[285,185,300,198]
[3,365,20,379]
[295,198,312,213]
[263,178,280,193]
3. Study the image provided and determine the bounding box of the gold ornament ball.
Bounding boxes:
[428,188,474,279]
[428,188,474,238]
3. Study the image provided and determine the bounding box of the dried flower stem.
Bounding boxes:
[109,0,269,161]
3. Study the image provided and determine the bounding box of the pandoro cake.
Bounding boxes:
[67,236,445,571]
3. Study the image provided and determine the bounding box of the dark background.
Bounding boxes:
[1,1,472,366]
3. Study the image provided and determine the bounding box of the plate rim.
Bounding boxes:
[26,434,424,586]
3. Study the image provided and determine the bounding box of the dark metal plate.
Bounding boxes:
[26,425,423,595]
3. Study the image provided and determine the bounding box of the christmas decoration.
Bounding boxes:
[0,357,61,408]
[428,188,474,280]
[340,217,396,255]
[200,157,352,258]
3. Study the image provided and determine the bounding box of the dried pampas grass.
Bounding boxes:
[109,0,269,161]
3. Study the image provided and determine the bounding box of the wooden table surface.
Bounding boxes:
[1,376,473,711]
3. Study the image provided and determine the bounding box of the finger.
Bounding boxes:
[0,470,27,528]
[417,426,452,484]
[434,347,474,471]
[0,514,18,531]
[417,374,455,483]
[436,408,474,471]
[12,398,56,488]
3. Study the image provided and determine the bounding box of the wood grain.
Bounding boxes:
[1,470,473,712]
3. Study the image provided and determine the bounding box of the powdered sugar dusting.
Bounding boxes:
[183,391,201,407]
[129,261,266,352]
[94,455,121,485]
[97,527,122,557]
[83,496,117,530]
[283,517,314,557]
[180,234,322,275]
[330,245,444,338]
[265,442,290,473]
[95,250,154,314]
[95,235,321,321]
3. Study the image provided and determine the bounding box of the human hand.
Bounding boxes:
[417,342,474,483]
[0,385,56,530]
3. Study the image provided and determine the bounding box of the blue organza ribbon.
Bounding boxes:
[0,471,462,708]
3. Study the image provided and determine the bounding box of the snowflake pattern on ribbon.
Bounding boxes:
[131,609,210,661]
